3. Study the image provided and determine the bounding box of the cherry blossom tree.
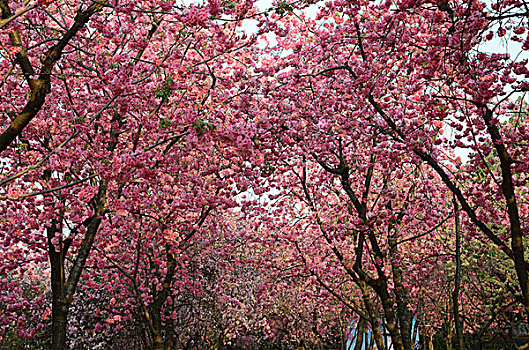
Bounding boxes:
[0,0,259,348]
[248,0,528,318]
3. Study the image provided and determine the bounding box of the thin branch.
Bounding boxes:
[0,1,107,153]
[0,4,35,29]
[0,174,96,200]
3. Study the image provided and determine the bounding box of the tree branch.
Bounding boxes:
[0,1,106,153]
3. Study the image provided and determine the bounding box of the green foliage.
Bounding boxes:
[276,2,293,14]
[159,118,172,129]
[153,77,174,102]
[74,116,85,124]
[192,119,216,136]
[222,0,236,9]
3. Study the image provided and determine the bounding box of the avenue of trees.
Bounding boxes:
[0,0,528,349]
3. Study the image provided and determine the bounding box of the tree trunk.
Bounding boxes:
[50,300,68,350]
[48,223,69,350]
[149,245,178,349]
[164,317,176,350]
[153,335,165,350]
[481,107,529,315]
[446,307,453,350]
[47,180,107,349]
[452,196,464,350]
[375,285,405,350]
[354,317,367,350]
[359,282,386,350]
[389,237,413,350]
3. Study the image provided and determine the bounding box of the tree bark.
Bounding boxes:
[164,317,177,350]
[360,285,387,350]
[150,245,177,350]
[354,317,367,350]
[0,1,106,153]
[452,196,464,350]
[389,236,413,350]
[45,180,108,349]
[481,106,529,313]
[47,224,68,350]
[374,283,405,350]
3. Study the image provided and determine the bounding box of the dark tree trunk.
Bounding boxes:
[46,180,107,349]
[354,317,367,350]
[389,237,413,350]
[164,317,177,350]
[376,285,405,350]
[359,281,387,350]
[48,224,68,350]
[452,196,464,350]
[150,245,178,350]
[50,300,68,350]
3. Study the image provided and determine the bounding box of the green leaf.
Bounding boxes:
[159,118,172,129]
[153,77,174,102]
[192,119,216,136]
[276,2,293,14]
